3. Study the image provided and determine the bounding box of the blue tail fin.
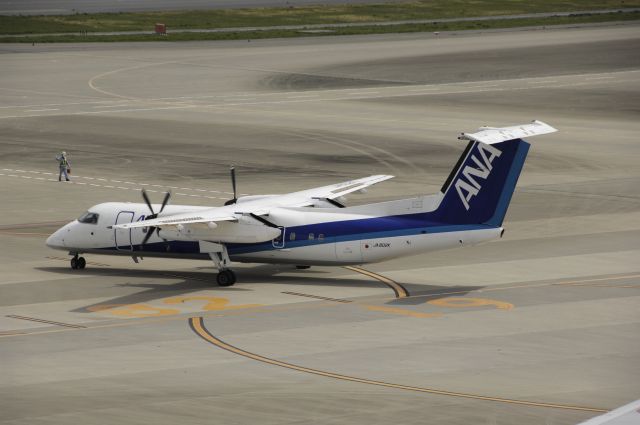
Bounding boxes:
[435,139,530,226]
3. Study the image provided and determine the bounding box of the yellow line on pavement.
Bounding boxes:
[364,305,441,318]
[344,266,409,298]
[189,317,607,413]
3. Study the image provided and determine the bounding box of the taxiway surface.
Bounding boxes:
[1,24,639,425]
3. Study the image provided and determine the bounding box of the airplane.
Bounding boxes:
[46,120,557,287]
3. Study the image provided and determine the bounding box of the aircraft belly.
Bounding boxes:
[361,228,502,262]
[232,243,339,265]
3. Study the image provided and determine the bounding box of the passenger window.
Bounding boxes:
[289,232,296,241]
[77,212,99,224]
[318,234,325,241]
[308,233,314,240]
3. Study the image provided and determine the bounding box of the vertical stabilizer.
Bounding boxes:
[434,121,556,226]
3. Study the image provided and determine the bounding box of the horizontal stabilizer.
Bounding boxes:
[458,120,557,145]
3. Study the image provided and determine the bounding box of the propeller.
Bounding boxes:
[224,166,238,206]
[140,189,171,246]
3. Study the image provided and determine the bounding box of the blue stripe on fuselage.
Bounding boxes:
[227,212,492,255]
[98,213,494,256]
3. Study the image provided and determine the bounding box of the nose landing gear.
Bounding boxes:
[70,253,86,270]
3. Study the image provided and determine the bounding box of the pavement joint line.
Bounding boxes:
[6,314,86,329]
[0,231,51,236]
[189,317,609,413]
[281,291,352,303]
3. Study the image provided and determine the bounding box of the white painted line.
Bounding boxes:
[25,108,60,112]
[91,104,132,109]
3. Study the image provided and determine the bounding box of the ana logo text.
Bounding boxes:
[455,143,502,210]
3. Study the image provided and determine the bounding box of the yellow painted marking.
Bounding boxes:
[189,317,607,413]
[87,304,179,318]
[364,305,441,318]
[343,266,409,298]
[428,297,513,310]
[163,296,261,311]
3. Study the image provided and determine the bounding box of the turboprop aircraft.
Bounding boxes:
[46,120,556,286]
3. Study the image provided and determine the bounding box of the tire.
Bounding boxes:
[77,257,86,269]
[70,257,78,270]
[217,270,236,287]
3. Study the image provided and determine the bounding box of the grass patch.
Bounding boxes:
[2,11,638,43]
[1,0,639,35]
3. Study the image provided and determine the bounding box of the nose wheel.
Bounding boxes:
[216,269,236,287]
[70,255,86,270]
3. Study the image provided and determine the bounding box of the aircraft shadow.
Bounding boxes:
[387,285,484,305]
[36,264,388,313]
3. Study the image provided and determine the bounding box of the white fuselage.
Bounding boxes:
[46,196,502,266]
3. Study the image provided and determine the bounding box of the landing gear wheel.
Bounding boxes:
[70,257,78,270]
[216,270,236,287]
[77,257,86,269]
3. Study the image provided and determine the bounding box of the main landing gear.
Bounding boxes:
[204,242,237,287]
[216,269,236,287]
[70,253,86,270]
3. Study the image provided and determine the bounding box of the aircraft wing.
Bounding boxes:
[286,174,394,205]
[112,174,393,230]
[112,213,237,230]
[577,399,640,425]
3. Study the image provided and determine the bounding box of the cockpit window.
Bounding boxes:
[78,212,99,224]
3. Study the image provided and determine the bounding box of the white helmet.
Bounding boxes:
[62,151,66,156]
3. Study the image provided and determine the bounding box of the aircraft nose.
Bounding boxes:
[46,228,65,249]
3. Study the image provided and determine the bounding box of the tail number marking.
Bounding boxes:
[455,143,502,210]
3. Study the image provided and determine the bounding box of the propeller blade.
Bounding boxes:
[140,226,156,246]
[141,189,155,214]
[158,191,171,214]
[230,166,237,201]
[224,166,238,206]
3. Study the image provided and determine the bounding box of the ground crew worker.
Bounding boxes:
[56,151,71,181]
